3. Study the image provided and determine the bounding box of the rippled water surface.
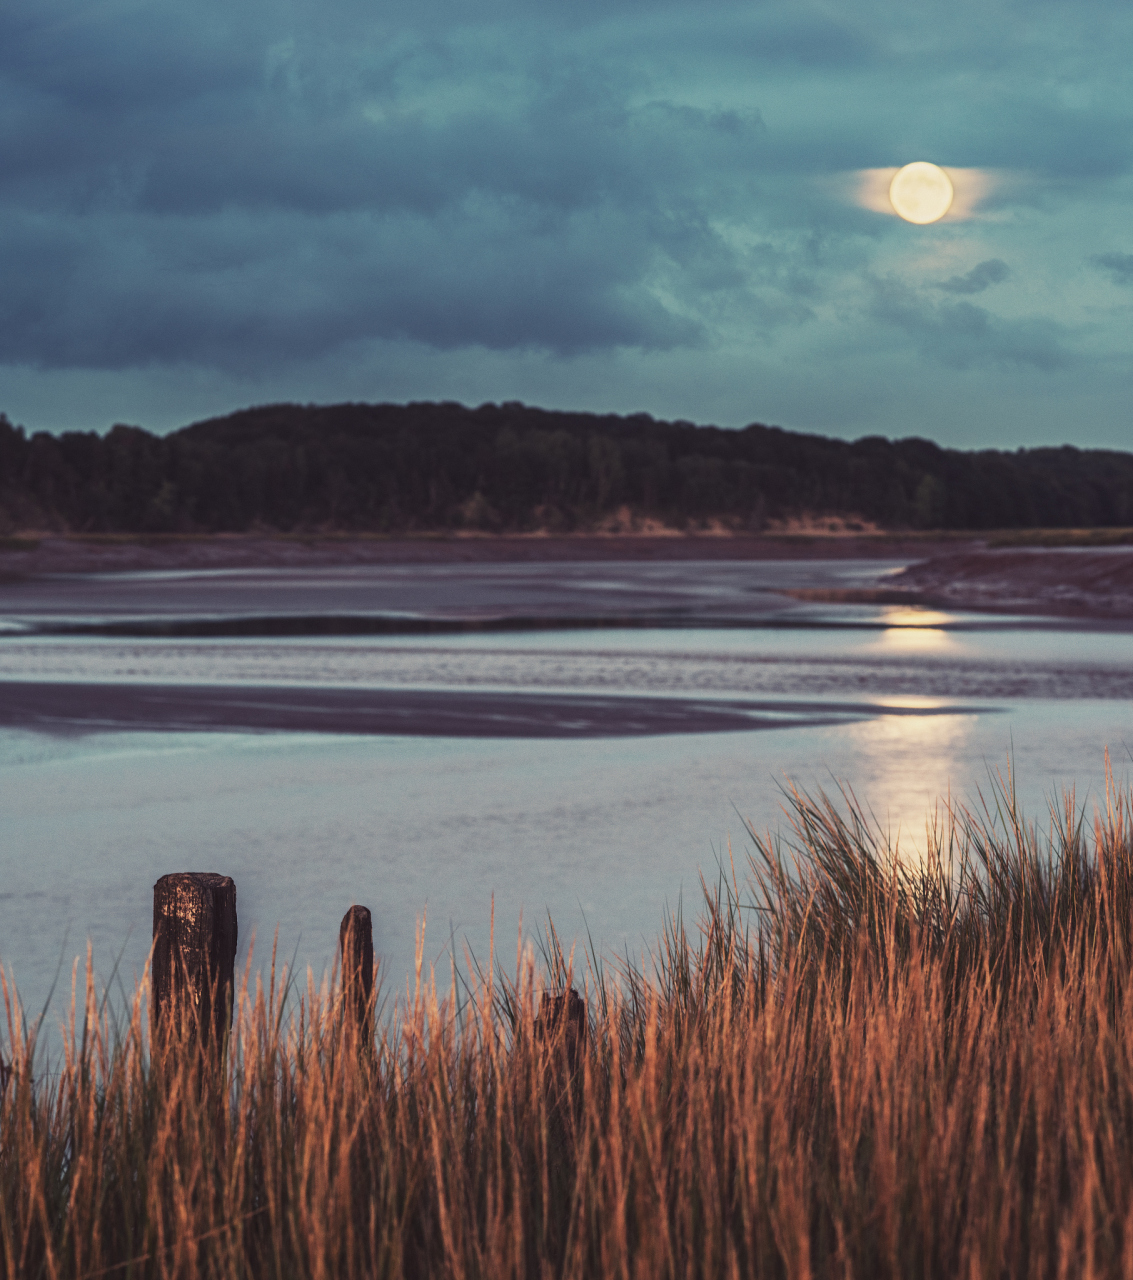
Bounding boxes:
[1,560,1131,1032]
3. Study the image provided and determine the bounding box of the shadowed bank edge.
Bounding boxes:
[3,762,1133,1278]
[0,682,994,739]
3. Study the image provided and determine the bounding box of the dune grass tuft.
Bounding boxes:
[4,764,1133,1278]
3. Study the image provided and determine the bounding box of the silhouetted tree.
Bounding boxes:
[1,402,1131,535]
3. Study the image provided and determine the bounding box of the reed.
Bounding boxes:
[4,764,1133,1279]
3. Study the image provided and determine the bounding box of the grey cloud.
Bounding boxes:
[932,260,1010,296]
[0,202,705,371]
[2,16,771,222]
[1,4,262,115]
[682,13,878,70]
[0,4,787,373]
[868,277,1072,372]
[0,0,1126,389]
[1092,253,1133,285]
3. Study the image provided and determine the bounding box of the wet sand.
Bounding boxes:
[0,555,909,634]
[769,549,1133,621]
[1,535,1128,740]
[893,548,1133,620]
[0,681,986,738]
[0,532,967,577]
[3,534,1130,620]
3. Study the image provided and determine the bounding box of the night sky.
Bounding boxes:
[2,0,1130,447]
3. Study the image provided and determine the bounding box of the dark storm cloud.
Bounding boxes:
[640,11,879,71]
[868,277,1072,372]
[1092,253,1133,285]
[0,0,1128,441]
[0,203,704,368]
[1,0,788,365]
[932,260,1010,296]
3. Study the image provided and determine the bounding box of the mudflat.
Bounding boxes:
[1,533,1131,621]
[893,547,1133,620]
[0,681,985,739]
[0,531,966,576]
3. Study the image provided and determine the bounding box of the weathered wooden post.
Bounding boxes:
[535,987,587,1075]
[339,905,374,1050]
[151,873,237,1049]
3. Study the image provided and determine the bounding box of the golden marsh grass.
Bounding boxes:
[4,766,1133,1278]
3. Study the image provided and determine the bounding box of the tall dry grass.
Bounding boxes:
[5,765,1133,1279]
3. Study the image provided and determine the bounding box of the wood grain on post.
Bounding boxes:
[339,905,374,1049]
[536,988,587,1074]
[151,873,237,1047]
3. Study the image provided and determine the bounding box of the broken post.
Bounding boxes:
[151,873,237,1049]
[536,987,587,1074]
[339,905,374,1050]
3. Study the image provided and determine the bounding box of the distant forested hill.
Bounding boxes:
[1,400,1131,534]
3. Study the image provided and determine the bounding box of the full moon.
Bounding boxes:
[889,162,954,224]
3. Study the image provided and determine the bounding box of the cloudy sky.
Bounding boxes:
[2,0,1130,447]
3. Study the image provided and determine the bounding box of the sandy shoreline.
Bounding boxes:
[0,681,985,738]
[0,531,968,575]
[1,533,1131,621]
[891,548,1133,621]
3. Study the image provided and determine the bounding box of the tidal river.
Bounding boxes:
[1,555,1131,1035]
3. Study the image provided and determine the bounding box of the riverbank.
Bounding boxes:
[4,777,1132,1279]
[0,529,969,575]
[3,531,1132,621]
[893,545,1133,619]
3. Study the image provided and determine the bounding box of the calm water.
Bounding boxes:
[1,560,1131,1032]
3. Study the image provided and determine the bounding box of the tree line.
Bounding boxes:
[1,399,1131,534]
